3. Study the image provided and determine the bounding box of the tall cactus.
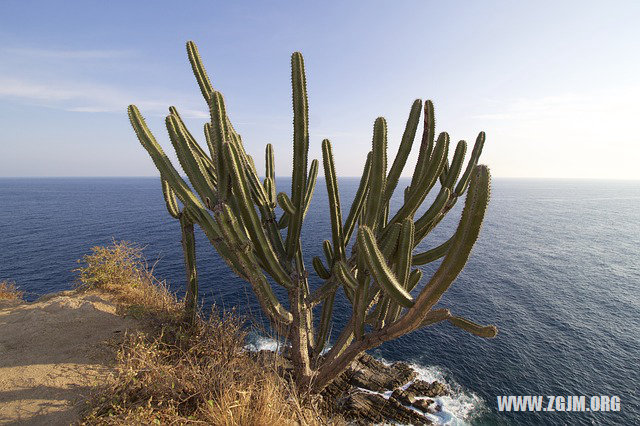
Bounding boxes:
[128,41,496,392]
[161,178,198,325]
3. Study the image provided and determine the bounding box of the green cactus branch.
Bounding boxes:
[128,40,497,392]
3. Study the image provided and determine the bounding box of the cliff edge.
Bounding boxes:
[0,290,139,425]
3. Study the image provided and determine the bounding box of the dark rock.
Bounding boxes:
[321,371,352,401]
[347,354,417,392]
[391,388,417,405]
[337,391,431,425]
[412,398,435,413]
[407,379,449,397]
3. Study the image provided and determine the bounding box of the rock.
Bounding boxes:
[337,391,431,425]
[347,354,417,392]
[412,398,435,413]
[321,371,352,401]
[407,379,449,397]
[391,388,417,405]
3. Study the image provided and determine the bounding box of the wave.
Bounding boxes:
[245,334,485,425]
[406,362,486,425]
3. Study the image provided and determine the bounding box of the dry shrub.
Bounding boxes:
[74,241,182,322]
[0,280,23,300]
[77,242,333,425]
[83,312,327,425]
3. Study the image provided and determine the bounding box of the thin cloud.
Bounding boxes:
[3,47,132,59]
[474,89,640,122]
[0,76,207,117]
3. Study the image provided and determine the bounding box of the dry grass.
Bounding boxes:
[0,280,23,300]
[76,241,332,425]
[74,241,182,323]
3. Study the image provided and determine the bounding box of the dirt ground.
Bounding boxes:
[0,290,138,425]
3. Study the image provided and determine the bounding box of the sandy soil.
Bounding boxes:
[0,290,138,425]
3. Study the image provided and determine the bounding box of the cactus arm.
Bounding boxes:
[186,41,214,101]
[442,140,467,190]
[448,316,497,338]
[388,165,490,334]
[128,106,253,285]
[322,240,334,267]
[414,187,451,242]
[278,211,290,229]
[169,106,214,164]
[128,105,210,215]
[413,237,453,265]
[301,159,319,218]
[263,143,277,207]
[420,308,452,327]
[363,117,387,230]
[379,222,402,258]
[214,203,293,325]
[455,131,485,196]
[265,143,275,182]
[313,290,336,357]
[180,212,198,325]
[209,91,232,200]
[439,158,450,186]
[353,276,369,340]
[277,192,296,215]
[242,170,288,264]
[385,218,415,324]
[357,227,414,308]
[385,131,449,228]
[343,152,372,246]
[380,99,422,219]
[166,115,218,207]
[312,256,331,279]
[223,143,294,288]
[333,260,358,292]
[286,52,310,259]
[408,100,435,195]
[322,139,346,261]
[263,177,276,208]
[203,122,217,167]
[169,107,217,187]
[395,218,414,288]
[161,179,181,219]
[407,269,422,292]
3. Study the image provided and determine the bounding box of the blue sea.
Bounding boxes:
[1,177,638,425]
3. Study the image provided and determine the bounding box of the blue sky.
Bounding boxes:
[1,1,639,178]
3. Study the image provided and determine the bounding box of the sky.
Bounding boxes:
[1,0,639,179]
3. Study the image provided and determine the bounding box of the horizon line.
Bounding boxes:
[1,176,639,181]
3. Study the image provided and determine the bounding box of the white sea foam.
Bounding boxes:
[371,356,485,425]
[244,334,485,425]
[408,362,485,425]
[244,334,282,352]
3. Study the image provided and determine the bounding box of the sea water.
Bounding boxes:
[1,177,638,425]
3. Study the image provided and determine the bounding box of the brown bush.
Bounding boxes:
[0,280,23,300]
[76,242,334,425]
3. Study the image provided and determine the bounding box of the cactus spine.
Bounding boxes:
[129,41,497,392]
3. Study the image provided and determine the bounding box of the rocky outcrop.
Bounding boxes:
[321,353,449,424]
[335,390,430,425]
[251,350,449,424]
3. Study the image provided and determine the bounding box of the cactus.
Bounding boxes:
[161,178,198,325]
[128,40,497,392]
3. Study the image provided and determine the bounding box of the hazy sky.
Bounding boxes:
[1,1,639,178]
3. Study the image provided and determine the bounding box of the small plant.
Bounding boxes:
[0,280,23,300]
[128,41,496,392]
[75,241,180,321]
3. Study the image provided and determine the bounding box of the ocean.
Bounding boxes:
[0,177,638,425]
